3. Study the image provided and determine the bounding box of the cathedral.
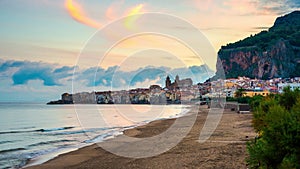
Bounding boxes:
[165,75,193,90]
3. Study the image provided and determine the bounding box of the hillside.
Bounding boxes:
[215,11,300,79]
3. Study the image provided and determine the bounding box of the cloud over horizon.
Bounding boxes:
[0,60,75,86]
[256,0,300,14]
[74,62,214,89]
[0,59,214,101]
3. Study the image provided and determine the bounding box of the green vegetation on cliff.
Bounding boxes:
[217,11,300,79]
[221,11,300,50]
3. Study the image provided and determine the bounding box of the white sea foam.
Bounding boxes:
[0,103,191,168]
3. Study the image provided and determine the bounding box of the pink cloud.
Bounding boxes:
[105,0,124,20]
[65,0,102,28]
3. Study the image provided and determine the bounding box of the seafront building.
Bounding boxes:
[278,82,300,93]
[49,76,300,104]
[224,76,300,97]
[244,89,270,97]
[50,75,201,104]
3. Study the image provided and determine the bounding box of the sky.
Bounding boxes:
[0,0,299,102]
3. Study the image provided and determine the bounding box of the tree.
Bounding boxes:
[249,95,264,110]
[279,86,300,111]
[235,88,246,98]
[247,90,300,169]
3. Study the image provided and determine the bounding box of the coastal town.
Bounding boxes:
[47,75,300,105]
[2,5,300,169]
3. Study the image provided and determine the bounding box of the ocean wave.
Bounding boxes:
[0,126,75,135]
[84,130,123,143]
[0,140,14,144]
[28,139,76,147]
[0,147,26,154]
[35,126,75,132]
[48,127,119,136]
[0,146,66,168]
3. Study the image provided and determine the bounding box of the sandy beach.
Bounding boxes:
[26,105,255,169]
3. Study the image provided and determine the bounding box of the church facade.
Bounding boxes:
[165,75,193,90]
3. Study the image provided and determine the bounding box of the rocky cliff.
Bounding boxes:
[216,11,300,79]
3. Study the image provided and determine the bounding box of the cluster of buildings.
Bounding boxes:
[47,76,300,105]
[221,77,300,98]
[48,75,202,104]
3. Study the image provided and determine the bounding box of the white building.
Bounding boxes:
[278,83,300,93]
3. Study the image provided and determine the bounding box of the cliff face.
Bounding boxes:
[216,11,300,79]
[218,39,297,79]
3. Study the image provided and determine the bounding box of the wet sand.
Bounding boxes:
[26,105,255,169]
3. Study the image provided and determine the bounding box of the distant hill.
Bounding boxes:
[215,11,300,79]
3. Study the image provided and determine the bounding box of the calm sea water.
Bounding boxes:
[0,103,190,169]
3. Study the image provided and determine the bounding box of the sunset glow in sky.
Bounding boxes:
[0,0,299,101]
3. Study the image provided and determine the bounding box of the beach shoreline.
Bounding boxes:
[26,105,255,169]
[23,104,192,168]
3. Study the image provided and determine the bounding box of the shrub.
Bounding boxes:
[247,88,300,168]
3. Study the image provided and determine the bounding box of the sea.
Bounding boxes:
[0,103,190,169]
